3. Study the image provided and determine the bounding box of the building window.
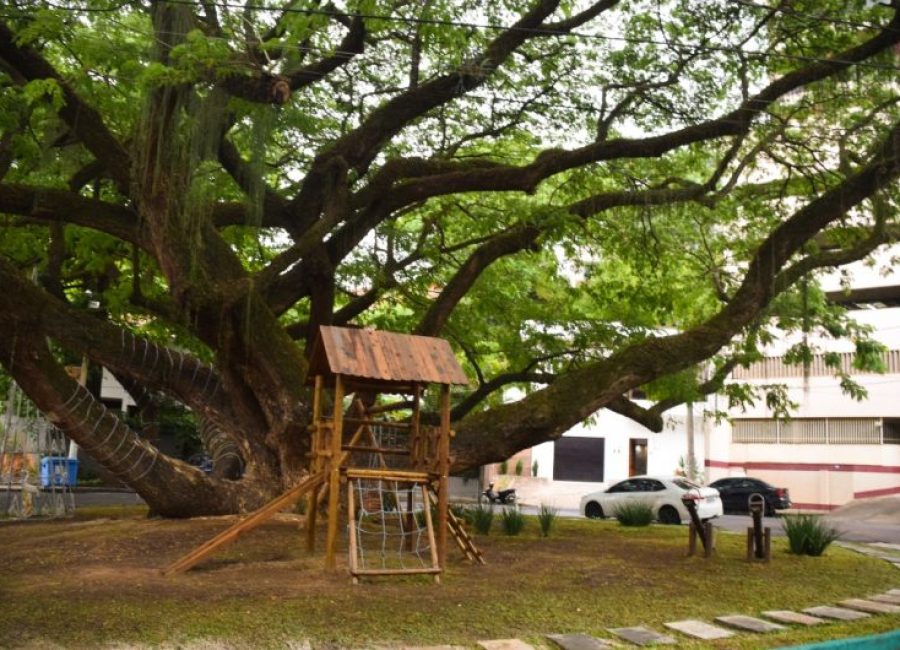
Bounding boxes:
[733,418,883,444]
[884,419,900,445]
[731,349,900,380]
[732,420,778,444]
[553,437,604,482]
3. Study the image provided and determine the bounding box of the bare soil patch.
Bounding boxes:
[1,508,898,649]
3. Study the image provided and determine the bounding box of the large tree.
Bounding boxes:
[0,0,898,516]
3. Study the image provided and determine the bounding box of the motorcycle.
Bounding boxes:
[480,482,517,506]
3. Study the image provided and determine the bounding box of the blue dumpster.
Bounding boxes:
[40,457,79,487]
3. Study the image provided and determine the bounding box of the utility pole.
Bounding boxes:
[686,401,695,481]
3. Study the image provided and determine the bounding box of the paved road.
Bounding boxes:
[521,505,900,544]
[74,490,146,508]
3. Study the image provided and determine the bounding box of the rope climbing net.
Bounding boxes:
[0,381,75,519]
[351,478,434,572]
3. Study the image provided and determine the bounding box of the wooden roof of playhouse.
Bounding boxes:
[307,326,468,391]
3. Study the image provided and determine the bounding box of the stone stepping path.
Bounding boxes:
[478,641,536,650]
[664,619,733,640]
[871,593,900,605]
[608,627,676,646]
[761,610,825,626]
[714,615,785,633]
[470,586,900,650]
[546,633,620,649]
[839,598,900,614]
[803,605,870,621]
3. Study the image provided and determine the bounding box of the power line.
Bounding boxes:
[15,25,895,141]
[728,0,900,36]
[13,0,900,74]
[1,2,898,143]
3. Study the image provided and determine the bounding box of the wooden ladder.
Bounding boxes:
[162,470,325,575]
[427,487,485,565]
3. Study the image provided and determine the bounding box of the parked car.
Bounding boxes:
[708,476,791,515]
[579,475,723,525]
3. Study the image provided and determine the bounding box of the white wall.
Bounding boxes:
[100,369,136,413]
[532,403,708,486]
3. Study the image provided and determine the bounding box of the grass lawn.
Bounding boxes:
[1,505,898,649]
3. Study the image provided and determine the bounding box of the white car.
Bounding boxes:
[579,475,723,525]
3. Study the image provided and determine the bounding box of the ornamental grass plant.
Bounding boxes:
[783,514,842,556]
[500,506,526,536]
[537,503,559,537]
[613,501,655,527]
[471,503,494,535]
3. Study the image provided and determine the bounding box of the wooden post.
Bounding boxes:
[347,477,359,584]
[703,521,715,558]
[325,375,344,570]
[406,385,421,551]
[422,483,441,584]
[683,497,708,555]
[746,493,769,562]
[437,384,451,570]
[410,384,422,468]
[307,375,323,553]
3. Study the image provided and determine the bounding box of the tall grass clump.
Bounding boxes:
[783,514,841,556]
[471,504,494,535]
[500,507,526,536]
[450,503,473,526]
[537,503,558,537]
[614,501,654,527]
[414,504,437,528]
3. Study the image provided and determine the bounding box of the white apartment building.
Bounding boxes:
[490,263,900,510]
[707,304,900,510]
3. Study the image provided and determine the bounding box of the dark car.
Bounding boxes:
[708,477,791,515]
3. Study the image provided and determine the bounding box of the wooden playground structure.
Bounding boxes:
[163,326,483,582]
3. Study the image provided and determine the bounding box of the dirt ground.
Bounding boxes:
[2,509,899,649]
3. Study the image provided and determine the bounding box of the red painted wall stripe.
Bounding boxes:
[789,502,838,511]
[853,485,900,499]
[705,459,900,474]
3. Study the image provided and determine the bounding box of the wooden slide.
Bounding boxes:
[162,471,325,575]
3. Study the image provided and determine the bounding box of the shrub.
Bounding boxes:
[500,507,526,536]
[499,460,508,475]
[532,460,539,477]
[783,514,841,556]
[450,503,473,525]
[471,504,494,535]
[537,503,558,537]
[514,459,524,476]
[414,504,438,528]
[614,501,654,527]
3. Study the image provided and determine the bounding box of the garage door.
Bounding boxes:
[553,437,604,482]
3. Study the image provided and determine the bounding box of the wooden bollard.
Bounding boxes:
[746,493,771,561]
[746,527,772,561]
[684,492,715,558]
[687,520,716,558]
